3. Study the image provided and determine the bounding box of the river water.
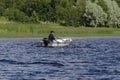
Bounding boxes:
[0,37,120,80]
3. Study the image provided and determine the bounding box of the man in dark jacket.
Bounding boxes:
[48,31,55,42]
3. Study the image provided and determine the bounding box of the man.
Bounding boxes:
[48,31,56,42]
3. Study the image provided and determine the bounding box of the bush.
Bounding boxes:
[30,11,39,23]
[97,0,108,13]
[84,1,107,27]
[4,8,30,22]
[115,0,120,7]
[104,0,120,28]
[0,6,4,16]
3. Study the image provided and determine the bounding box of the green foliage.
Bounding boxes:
[115,0,120,7]
[56,5,66,23]
[97,0,108,13]
[0,16,8,21]
[84,1,107,27]
[4,8,29,22]
[0,0,119,27]
[65,6,80,27]
[0,7,4,16]
[104,0,120,27]
[74,0,86,26]
[30,11,39,23]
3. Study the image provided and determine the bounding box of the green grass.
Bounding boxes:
[0,22,120,37]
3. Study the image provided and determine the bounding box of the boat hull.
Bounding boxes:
[40,38,72,47]
[40,42,69,47]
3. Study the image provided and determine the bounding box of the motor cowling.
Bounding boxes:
[43,38,49,47]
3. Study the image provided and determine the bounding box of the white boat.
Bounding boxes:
[40,38,72,47]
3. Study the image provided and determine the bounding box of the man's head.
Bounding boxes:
[50,31,54,34]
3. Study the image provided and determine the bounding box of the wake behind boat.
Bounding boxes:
[40,38,72,47]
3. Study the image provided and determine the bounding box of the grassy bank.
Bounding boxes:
[0,22,120,37]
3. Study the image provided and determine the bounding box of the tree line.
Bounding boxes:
[0,0,120,27]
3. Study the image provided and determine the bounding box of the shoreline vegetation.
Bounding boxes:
[0,22,120,38]
[0,0,120,28]
[0,0,119,38]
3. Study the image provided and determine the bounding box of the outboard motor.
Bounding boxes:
[43,38,49,47]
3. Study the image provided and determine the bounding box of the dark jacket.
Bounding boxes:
[48,33,55,42]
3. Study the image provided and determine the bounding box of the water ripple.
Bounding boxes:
[0,37,120,80]
[0,59,64,67]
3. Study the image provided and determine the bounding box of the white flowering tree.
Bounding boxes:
[84,1,107,27]
[104,0,120,28]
